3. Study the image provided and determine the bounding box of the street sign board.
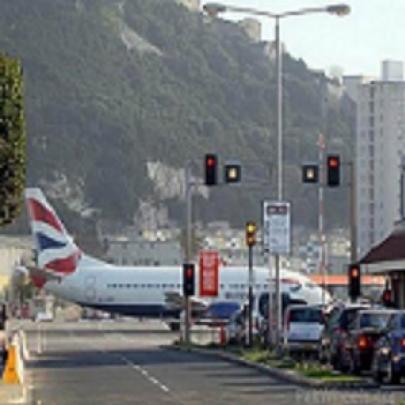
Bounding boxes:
[199,250,219,297]
[262,201,291,255]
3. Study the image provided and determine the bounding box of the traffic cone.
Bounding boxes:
[2,345,21,384]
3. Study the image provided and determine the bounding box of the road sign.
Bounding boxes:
[199,250,219,297]
[262,201,291,255]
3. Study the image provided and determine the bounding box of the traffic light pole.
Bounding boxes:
[248,245,253,347]
[185,162,193,345]
[349,162,357,263]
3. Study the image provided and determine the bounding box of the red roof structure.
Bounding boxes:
[360,222,405,265]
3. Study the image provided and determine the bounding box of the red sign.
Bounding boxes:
[199,250,219,297]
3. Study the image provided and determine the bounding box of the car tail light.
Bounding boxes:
[401,338,405,348]
[358,335,370,350]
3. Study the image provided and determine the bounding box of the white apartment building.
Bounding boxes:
[345,61,405,259]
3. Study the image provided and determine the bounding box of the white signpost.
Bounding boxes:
[262,200,291,347]
[263,201,291,255]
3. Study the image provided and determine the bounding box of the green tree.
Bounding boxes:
[0,54,26,226]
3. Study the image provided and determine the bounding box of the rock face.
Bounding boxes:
[175,0,200,12]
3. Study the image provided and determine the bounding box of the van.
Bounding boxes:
[284,304,325,354]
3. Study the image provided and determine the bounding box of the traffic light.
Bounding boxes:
[327,155,340,187]
[348,263,361,300]
[183,263,195,296]
[224,163,241,184]
[245,222,257,247]
[302,164,319,183]
[204,154,218,186]
[382,289,394,307]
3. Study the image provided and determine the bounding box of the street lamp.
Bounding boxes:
[203,2,350,346]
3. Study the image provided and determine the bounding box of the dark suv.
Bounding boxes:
[341,309,394,373]
[319,304,369,369]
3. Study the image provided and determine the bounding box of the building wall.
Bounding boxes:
[175,0,200,12]
[354,74,405,258]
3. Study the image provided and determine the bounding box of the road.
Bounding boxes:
[16,320,404,405]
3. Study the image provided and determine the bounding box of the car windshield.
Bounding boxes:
[340,307,365,329]
[359,312,391,329]
[204,303,240,319]
[289,308,323,323]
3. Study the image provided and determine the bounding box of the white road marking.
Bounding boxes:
[118,353,170,393]
[65,327,171,394]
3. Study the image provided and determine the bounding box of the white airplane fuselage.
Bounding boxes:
[44,255,328,317]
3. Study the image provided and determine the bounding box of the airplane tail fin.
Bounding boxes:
[25,188,81,276]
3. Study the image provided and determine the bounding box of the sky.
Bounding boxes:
[217,0,404,78]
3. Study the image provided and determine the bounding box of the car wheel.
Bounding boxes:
[347,352,360,375]
[371,355,384,383]
[372,363,384,383]
[387,361,401,384]
[339,348,351,372]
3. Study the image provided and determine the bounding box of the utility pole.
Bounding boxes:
[318,133,326,305]
[274,15,282,349]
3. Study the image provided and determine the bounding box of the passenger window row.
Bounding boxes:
[107,283,181,289]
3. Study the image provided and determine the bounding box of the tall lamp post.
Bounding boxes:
[203,2,350,346]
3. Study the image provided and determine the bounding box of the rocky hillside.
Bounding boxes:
[0,0,354,238]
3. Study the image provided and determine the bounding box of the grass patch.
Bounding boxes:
[294,363,361,382]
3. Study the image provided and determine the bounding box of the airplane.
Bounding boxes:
[22,188,331,321]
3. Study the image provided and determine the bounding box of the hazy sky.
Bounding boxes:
[218,0,403,78]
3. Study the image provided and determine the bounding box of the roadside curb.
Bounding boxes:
[168,345,380,390]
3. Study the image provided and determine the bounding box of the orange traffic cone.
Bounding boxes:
[2,345,21,384]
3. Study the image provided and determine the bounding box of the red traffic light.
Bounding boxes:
[350,266,359,278]
[328,157,339,168]
[204,154,218,186]
[327,154,340,187]
[207,157,216,167]
[382,289,392,303]
[183,263,195,296]
[348,263,361,300]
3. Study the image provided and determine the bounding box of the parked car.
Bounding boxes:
[319,303,370,368]
[283,305,325,356]
[226,309,245,345]
[340,309,394,373]
[195,302,240,327]
[226,305,260,345]
[257,292,307,346]
[372,310,405,384]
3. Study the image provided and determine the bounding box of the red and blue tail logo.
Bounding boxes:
[25,188,81,275]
